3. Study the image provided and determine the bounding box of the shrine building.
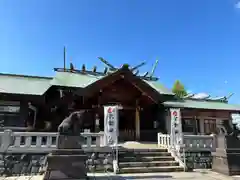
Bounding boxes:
[0,58,240,142]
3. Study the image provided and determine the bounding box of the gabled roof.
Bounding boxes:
[0,73,52,95]
[163,99,240,112]
[50,71,104,88]
[51,69,173,95]
[0,70,173,97]
[75,66,173,103]
[145,80,174,95]
[1,71,240,112]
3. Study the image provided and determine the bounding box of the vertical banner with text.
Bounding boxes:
[104,106,119,147]
[170,108,183,148]
[231,113,240,129]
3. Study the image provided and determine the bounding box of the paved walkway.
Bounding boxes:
[1,170,240,180]
[90,170,240,180]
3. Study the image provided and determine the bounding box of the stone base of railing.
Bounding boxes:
[44,135,88,180]
[212,135,240,176]
[44,149,88,180]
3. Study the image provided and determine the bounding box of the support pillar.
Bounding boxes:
[135,102,140,141]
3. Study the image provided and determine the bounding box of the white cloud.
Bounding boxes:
[235,1,240,8]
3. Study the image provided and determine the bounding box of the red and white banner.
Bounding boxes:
[170,108,183,147]
[104,106,119,146]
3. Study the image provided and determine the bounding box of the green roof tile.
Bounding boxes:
[0,71,174,96]
[0,74,52,95]
[163,99,240,111]
[50,71,104,88]
[51,71,173,96]
[144,80,174,95]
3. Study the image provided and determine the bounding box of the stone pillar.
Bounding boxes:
[44,135,88,180]
[212,135,240,176]
[1,129,12,152]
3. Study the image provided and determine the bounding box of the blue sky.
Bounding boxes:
[1,0,240,103]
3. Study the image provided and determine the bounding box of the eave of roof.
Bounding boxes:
[144,80,174,95]
[52,71,174,95]
[0,71,179,97]
[163,99,240,111]
[0,73,52,95]
[50,71,104,88]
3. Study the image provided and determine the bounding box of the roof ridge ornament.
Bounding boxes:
[130,61,146,71]
[82,64,86,72]
[98,57,117,71]
[149,59,159,78]
[70,63,74,71]
[55,56,159,81]
[183,92,232,102]
[226,93,234,101]
[92,66,97,73]
[97,57,159,81]
[63,46,66,71]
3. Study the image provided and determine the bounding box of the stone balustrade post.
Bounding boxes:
[99,131,105,146]
[1,129,13,152]
[210,133,217,151]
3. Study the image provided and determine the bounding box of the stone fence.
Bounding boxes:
[158,133,216,169]
[157,133,216,152]
[0,130,105,153]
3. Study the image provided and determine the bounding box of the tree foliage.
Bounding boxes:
[172,80,187,98]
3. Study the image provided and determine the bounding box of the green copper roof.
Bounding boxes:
[0,73,52,95]
[144,80,174,95]
[50,71,104,88]
[0,71,173,96]
[51,71,173,95]
[163,99,240,111]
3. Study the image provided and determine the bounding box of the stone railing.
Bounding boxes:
[183,134,216,152]
[157,133,170,148]
[157,133,216,171]
[0,126,28,132]
[81,131,105,148]
[157,133,186,170]
[0,130,105,154]
[157,133,216,152]
[0,130,58,153]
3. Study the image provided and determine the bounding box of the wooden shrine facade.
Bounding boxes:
[47,65,171,141]
[1,61,240,142]
[0,65,173,141]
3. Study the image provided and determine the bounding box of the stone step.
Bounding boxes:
[119,161,179,168]
[119,151,171,157]
[119,156,175,162]
[119,166,184,173]
[52,149,85,155]
[118,148,168,153]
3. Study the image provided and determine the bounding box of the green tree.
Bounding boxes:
[172,80,187,98]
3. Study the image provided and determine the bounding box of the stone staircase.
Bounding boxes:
[118,148,184,173]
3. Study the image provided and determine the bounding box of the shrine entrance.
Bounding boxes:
[93,106,136,141]
[118,109,136,141]
[75,67,166,141]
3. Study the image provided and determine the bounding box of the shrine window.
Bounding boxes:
[204,119,217,134]
[0,101,21,127]
[182,118,200,134]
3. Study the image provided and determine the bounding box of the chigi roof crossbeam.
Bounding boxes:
[55,53,160,81]
[183,92,235,102]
